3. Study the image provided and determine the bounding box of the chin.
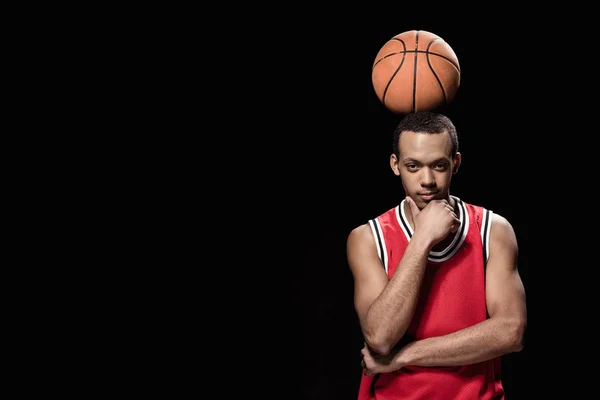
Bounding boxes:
[419,200,431,209]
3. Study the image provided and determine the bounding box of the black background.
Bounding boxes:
[58,6,599,399]
[222,9,600,400]
[165,7,599,399]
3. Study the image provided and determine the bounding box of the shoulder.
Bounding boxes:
[491,212,512,229]
[489,213,518,252]
[347,222,380,262]
[347,206,396,243]
[347,223,374,247]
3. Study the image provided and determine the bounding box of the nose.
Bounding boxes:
[420,168,436,187]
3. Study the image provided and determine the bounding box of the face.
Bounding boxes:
[390,131,461,210]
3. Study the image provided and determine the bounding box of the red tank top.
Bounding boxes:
[357,196,504,400]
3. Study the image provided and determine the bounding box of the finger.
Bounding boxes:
[451,218,460,233]
[406,196,420,220]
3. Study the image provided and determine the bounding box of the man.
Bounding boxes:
[346,112,527,399]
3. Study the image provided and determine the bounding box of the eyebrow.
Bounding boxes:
[403,157,450,164]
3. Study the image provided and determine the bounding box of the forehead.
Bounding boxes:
[398,131,452,160]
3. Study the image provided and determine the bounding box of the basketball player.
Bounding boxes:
[347,112,527,399]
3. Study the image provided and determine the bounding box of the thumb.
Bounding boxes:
[406,196,419,220]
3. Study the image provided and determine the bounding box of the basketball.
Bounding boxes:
[372,30,460,114]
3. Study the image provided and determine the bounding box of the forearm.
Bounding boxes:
[363,236,432,354]
[396,317,524,367]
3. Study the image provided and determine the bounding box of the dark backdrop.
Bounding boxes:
[298,19,536,400]
[198,9,593,399]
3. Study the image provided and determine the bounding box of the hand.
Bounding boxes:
[360,342,401,376]
[406,197,460,246]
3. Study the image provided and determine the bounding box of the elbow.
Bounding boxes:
[364,333,396,356]
[507,318,527,352]
[370,342,393,356]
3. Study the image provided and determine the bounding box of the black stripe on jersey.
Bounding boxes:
[427,199,466,261]
[368,219,385,270]
[482,209,491,266]
[398,206,412,236]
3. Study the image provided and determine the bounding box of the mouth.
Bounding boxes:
[417,192,438,201]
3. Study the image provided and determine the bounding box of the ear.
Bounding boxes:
[390,154,401,176]
[452,152,462,174]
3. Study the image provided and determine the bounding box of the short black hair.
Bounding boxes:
[392,112,459,158]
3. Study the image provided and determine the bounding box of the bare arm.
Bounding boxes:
[362,213,527,372]
[347,223,433,355]
[348,198,459,355]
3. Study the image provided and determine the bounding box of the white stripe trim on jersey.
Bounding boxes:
[368,220,382,261]
[396,205,411,242]
[480,209,493,264]
[368,218,388,274]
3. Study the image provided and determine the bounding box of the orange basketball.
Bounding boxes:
[372,30,460,114]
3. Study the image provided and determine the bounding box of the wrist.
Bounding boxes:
[409,233,434,253]
[394,342,415,368]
